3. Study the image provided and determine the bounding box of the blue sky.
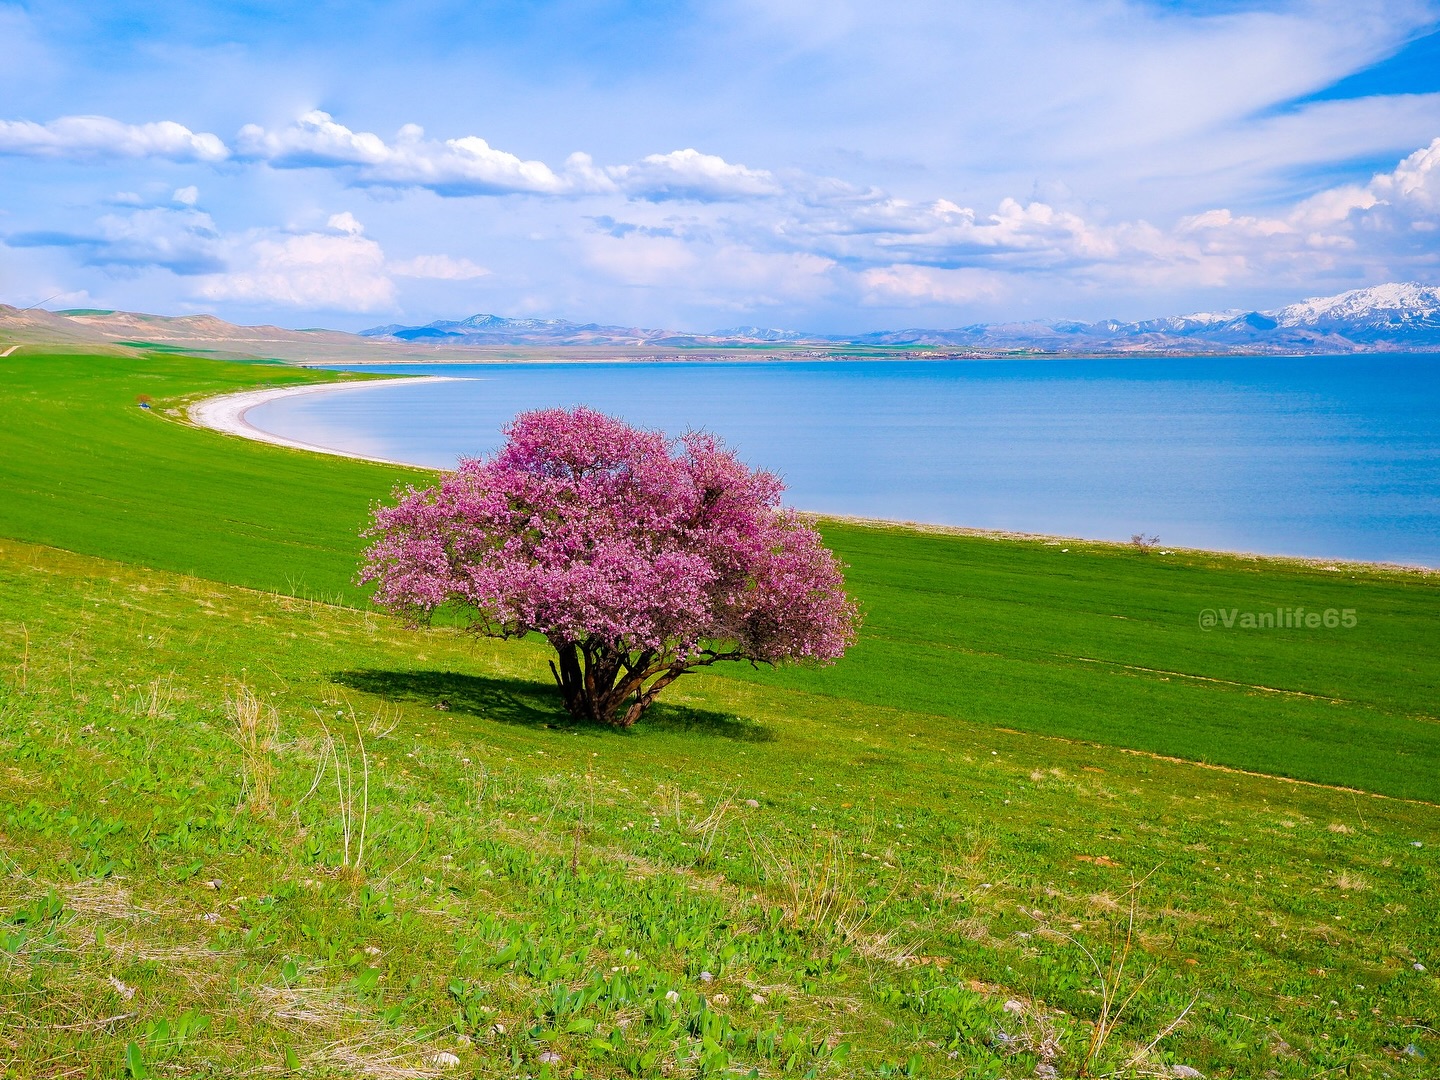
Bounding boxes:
[1,0,1438,332]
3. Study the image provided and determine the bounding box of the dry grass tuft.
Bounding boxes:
[302,1034,451,1079]
[60,881,149,920]
[226,681,278,816]
[133,675,177,720]
[748,830,860,933]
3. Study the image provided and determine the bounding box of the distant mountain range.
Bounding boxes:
[361,282,1440,353]
[4,282,1439,360]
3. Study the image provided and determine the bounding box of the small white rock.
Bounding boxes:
[1414,962,1427,972]
[1171,1066,1204,1079]
[698,971,714,982]
[538,1051,561,1065]
[751,993,766,1004]
[744,799,759,808]
[1003,999,1025,1014]
[492,1022,506,1035]
[665,989,680,1004]
[429,1051,461,1069]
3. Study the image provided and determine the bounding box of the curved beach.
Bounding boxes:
[188,376,459,467]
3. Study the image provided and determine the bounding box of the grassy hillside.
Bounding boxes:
[0,349,1435,799]
[0,349,1437,1077]
[1,539,1436,1078]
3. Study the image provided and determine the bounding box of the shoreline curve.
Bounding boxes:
[188,376,459,468]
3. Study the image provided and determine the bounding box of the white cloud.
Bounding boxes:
[236,114,779,203]
[610,148,782,202]
[1177,136,1440,268]
[235,111,590,196]
[6,205,224,275]
[389,254,490,280]
[234,111,388,167]
[173,185,199,206]
[90,207,225,274]
[327,211,365,236]
[195,215,395,311]
[0,116,228,162]
[858,266,1008,307]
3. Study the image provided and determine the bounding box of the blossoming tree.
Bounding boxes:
[360,407,860,727]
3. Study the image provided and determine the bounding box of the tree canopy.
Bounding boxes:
[360,407,860,726]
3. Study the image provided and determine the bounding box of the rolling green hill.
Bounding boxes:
[0,349,1435,798]
[0,349,1437,1078]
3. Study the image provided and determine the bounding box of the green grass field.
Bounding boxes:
[1,349,1437,1078]
[0,350,1435,799]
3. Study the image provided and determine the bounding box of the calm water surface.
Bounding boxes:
[245,357,1440,565]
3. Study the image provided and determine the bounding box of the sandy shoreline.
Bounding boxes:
[188,376,457,468]
[188,377,1435,574]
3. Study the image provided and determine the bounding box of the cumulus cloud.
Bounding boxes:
[233,113,784,203]
[234,111,591,196]
[610,149,782,202]
[675,134,1440,300]
[1176,136,1440,271]
[0,116,227,162]
[5,100,1438,321]
[17,110,768,206]
[6,206,224,275]
[195,214,395,311]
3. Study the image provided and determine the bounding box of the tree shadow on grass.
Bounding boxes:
[331,668,774,743]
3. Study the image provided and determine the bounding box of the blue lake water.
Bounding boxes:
[245,357,1440,566]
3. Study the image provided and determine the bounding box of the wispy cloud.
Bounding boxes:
[389,253,490,280]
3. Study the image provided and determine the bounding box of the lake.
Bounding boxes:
[244,356,1440,566]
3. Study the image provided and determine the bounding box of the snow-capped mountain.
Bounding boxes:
[359,283,1440,353]
[708,326,813,342]
[1268,283,1440,337]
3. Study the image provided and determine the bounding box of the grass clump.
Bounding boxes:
[227,682,279,817]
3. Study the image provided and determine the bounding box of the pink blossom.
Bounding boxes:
[360,407,860,726]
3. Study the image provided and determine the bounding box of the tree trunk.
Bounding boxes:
[547,639,673,727]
